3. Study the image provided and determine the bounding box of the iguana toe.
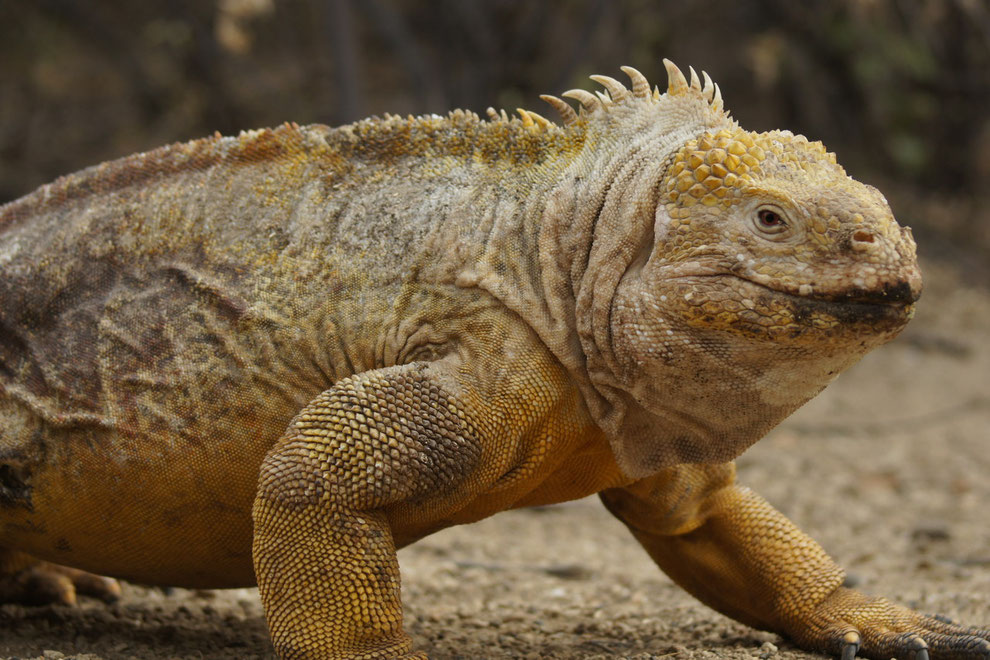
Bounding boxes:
[0,561,121,606]
[54,564,122,603]
[796,587,990,659]
[839,630,860,659]
[920,631,990,658]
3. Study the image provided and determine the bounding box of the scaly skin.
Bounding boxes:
[0,60,985,659]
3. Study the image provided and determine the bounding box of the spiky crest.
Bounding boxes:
[588,75,629,103]
[664,59,690,95]
[487,59,731,132]
[561,89,601,113]
[619,66,651,99]
[539,95,578,125]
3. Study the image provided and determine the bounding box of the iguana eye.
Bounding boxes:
[755,208,788,235]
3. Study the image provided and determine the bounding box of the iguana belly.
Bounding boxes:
[0,420,266,587]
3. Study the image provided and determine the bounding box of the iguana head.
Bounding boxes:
[650,126,920,343]
[557,61,921,477]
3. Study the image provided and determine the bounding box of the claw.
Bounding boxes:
[841,630,861,660]
[900,633,930,660]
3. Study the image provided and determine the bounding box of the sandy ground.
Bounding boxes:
[1,260,988,660]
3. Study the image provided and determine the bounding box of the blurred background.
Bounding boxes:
[1,0,988,280]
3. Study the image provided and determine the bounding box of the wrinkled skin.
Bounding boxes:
[602,127,921,473]
[0,61,986,660]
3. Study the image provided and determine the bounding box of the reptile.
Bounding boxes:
[0,59,987,660]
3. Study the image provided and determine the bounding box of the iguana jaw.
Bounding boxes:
[735,272,919,315]
[598,267,916,476]
[666,273,918,343]
[765,283,915,332]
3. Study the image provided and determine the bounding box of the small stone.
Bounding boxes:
[911,522,951,542]
[758,640,779,658]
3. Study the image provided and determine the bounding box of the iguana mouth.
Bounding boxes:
[694,273,919,309]
[741,277,917,327]
[690,275,917,333]
[804,279,919,306]
[724,273,920,308]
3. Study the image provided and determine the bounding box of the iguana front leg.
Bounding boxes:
[601,465,990,659]
[252,360,488,659]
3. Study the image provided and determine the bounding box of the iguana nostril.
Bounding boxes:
[850,229,877,252]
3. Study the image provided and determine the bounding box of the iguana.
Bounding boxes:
[0,59,986,660]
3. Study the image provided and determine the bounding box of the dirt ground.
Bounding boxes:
[0,260,987,660]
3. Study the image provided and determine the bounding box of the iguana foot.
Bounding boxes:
[792,587,990,659]
[0,553,121,606]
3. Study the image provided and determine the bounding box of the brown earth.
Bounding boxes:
[1,260,988,660]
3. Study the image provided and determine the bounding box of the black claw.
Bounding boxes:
[841,642,859,660]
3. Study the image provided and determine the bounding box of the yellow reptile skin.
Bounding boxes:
[0,60,986,659]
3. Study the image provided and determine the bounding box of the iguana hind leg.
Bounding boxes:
[601,465,990,659]
[252,361,483,660]
[0,548,121,606]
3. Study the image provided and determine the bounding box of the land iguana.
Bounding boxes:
[0,59,987,659]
